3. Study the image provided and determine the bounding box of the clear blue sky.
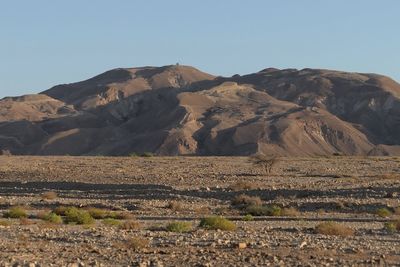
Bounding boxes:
[1,0,399,98]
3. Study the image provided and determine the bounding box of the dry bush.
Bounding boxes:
[315,222,354,237]
[231,194,262,207]
[378,173,400,180]
[229,181,257,191]
[53,206,69,216]
[19,218,35,225]
[86,208,109,219]
[126,237,150,250]
[41,191,58,200]
[119,220,141,230]
[249,154,279,174]
[109,211,134,220]
[281,207,301,217]
[193,206,210,215]
[166,201,183,211]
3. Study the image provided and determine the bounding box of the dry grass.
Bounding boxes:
[281,207,301,217]
[315,222,354,237]
[0,220,12,227]
[229,181,258,191]
[126,237,150,250]
[166,201,183,211]
[119,220,141,230]
[19,218,35,225]
[193,206,210,215]
[378,173,400,180]
[41,191,58,200]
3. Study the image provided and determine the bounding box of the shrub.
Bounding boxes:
[108,211,134,220]
[166,221,192,233]
[231,194,262,208]
[315,222,354,236]
[86,208,109,219]
[129,152,138,157]
[0,220,11,227]
[376,208,392,218]
[53,206,69,216]
[193,206,210,215]
[4,206,28,218]
[19,218,35,225]
[249,154,279,174]
[281,207,300,217]
[245,204,281,216]
[119,220,141,230]
[102,218,122,227]
[141,152,154,157]
[41,191,58,200]
[41,212,63,224]
[199,216,236,231]
[384,222,397,233]
[242,214,254,221]
[64,207,94,225]
[166,201,183,211]
[126,237,150,250]
[229,181,257,191]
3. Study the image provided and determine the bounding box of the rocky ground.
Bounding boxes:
[0,156,399,266]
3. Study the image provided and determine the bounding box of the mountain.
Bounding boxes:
[1,65,399,156]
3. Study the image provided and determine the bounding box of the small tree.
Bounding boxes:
[249,154,278,174]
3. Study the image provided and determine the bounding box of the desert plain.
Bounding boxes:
[0,156,399,266]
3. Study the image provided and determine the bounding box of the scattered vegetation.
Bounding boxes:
[193,206,210,215]
[378,173,400,180]
[376,208,392,218]
[315,222,354,237]
[229,181,257,191]
[19,218,35,225]
[41,191,58,200]
[64,207,94,225]
[384,222,397,233]
[141,152,154,157]
[249,154,279,174]
[166,221,193,233]
[53,206,69,216]
[199,216,236,231]
[4,206,28,219]
[245,204,282,216]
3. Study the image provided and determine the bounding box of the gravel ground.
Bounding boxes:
[0,156,399,266]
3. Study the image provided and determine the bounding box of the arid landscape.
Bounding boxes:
[0,155,399,266]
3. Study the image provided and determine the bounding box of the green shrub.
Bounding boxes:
[64,207,94,225]
[53,206,69,216]
[376,208,392,218]
[4,206,28,218]
[102,218,122,227]
[242,214,254,221]
[166,221,192,233]
[141,152,154,157]
[199,216,236,231]
[86,208,109,219]
[245,204,281,216]
[41,212,63,224]
[384,222,397,233]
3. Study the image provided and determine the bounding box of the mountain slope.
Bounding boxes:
[0,65,399,156]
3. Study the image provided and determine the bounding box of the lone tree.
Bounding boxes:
[249,154,278,174]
